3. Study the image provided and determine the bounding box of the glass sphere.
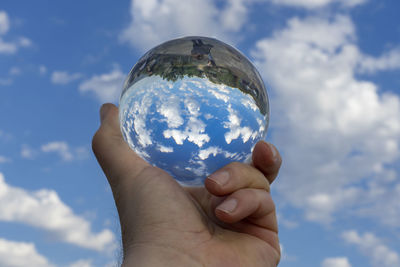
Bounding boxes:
[119,36,269,186]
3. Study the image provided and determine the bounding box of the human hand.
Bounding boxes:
[92,103,282,267]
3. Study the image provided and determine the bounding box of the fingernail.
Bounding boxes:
[266,142,277,160]
[100,104,110,123]
[208,171,230,186]
[217,198,237,213]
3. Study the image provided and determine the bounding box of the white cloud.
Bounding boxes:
[0,66,21,87]
[0,238,54,267]
[0,173,116,251]
[0,11,10,35]
[198,146,236,160]
[41,141,73,161]
[40,141,89,162]
[18,37,32,47]
[224,104,258,144]
[0,38,17,54]
[120,79,154,149]
[150,79,211,148]
[207,87,230,103]
[0,11,31,55]
[51,71,83,85]
[158,95,184,128]
[120,0,252,51]
[220,0,249,32]
[356,182,400,228]
[251,14,400,225]
[21,144,36,159]
[157,144,173,153]
[163,129,187,145]
[163,117,210,148]
[79,67,125,103]
[359,48,400,73]
[268,0,366,9]
[277,213,299,229]
[304,187,360,224]
[322,257,352,267]
[342,230,400,267]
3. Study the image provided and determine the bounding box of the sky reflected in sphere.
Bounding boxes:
[119,36,269,186]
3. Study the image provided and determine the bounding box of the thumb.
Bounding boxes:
[252,141,282,184]
[92,103,150,191]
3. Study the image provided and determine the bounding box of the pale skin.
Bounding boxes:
[92,103,282,267]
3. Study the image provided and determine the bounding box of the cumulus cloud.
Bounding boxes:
[41,141,88,161]
[51,71,83,85]
[79,67,125,103]
[120,0,366,52]
[0,65,22,88]
[158,95,184,128]
[358,48,400,73]
[20,144,37,159]
[342,230,400,267]
[219,0,249,32]
[157,144,173,153]
[0,10,32,54]
[17,37,31,47]
[0,173,116,251]
[163,118,210,148]
[268,0,366,9]
[198,146,237,160]
[120,79,155,149]
[304,187,361,224]
[321,257,352,267]
[0,11,10,35]
[224,104,258,144]
[119,0,252,51]
[251,14,400,225]
[0,238,54,267]
[356,181,400,228]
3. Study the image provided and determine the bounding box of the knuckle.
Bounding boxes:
[225,161,270,190]
[247,188,260,200]
[227,161,243,171]
[224,161,243,177]
[265,192,276,211]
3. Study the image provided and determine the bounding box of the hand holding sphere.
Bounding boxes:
[93,38,280,265]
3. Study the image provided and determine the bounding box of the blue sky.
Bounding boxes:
[0,0,399,266]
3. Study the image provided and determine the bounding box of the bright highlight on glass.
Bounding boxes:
[119,36,269,186]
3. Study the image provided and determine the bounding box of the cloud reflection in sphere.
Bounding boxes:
[119,36,269,186]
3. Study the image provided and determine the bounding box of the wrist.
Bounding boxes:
[122,244,203,267]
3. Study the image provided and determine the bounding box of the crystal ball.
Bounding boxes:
[119,36,269,186]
